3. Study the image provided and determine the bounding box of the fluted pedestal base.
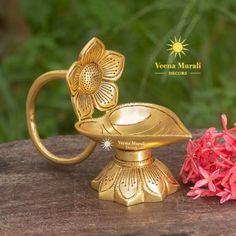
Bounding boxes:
[91,149,179,206]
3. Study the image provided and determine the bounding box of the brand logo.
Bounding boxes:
[155,36,201,77]
[167,36,188,58]
[101,138,113,151]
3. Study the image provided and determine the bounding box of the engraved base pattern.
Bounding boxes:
[91,157,179,206]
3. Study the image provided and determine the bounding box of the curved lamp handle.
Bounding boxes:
[26,70,97,165]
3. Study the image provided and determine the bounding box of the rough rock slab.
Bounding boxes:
[0,130,235,236]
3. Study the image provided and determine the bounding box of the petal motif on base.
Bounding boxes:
[142,164,165,196]
[66,62,83,96]
[79,37,105,64]
[72,93,94,120]
[99,50,125,81]
[155,159,179,194]
[99,163,119,192]
[118,168,138,199]
[92,81,118,111]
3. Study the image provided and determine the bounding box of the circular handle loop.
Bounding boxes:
[26,70,96,165]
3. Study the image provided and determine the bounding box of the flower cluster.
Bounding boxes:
[180,114,236,203]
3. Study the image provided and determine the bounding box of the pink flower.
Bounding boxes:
[221,166,236,187]
[216,189,231,204]
[181,114,236,204]
[180,140,199,183]
[194,167,219,192]
[187,188,204,199]
[187,187,216,199]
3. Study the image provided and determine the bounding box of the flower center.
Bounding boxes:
[78,63,102,95]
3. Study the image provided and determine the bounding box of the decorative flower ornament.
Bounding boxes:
[66,37,125,120]
[181,114,236,203]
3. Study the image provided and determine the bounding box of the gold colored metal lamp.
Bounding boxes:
[26,37,192,206]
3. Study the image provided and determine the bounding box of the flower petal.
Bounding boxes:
[92,81,118,111]
[99,50,125,81]
[194,179,208,188]
[216,191,227,197]
[230,184,236,198]
[187,188,203,199]
[230,174,236,186]
[221,113,228,131]
[208,181,216,192]
[79,37,105,64]
[72,93,94,120]
[187,189,197,197]
[66,62,83,96]
[220,192,231,204]
[211,169,220,180]
[191,159,199,174]
[199,166,210,179]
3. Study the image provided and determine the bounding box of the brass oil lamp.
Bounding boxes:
[26,38,192,206]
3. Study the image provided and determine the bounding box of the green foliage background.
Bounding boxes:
[0,0,235,142]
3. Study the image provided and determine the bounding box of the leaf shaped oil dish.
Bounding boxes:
[75,103,191,150]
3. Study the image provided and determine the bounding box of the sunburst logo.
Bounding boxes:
[167,36,189,58]
[101,138,113,151]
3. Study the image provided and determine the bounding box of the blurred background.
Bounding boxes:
[0,0,235,142]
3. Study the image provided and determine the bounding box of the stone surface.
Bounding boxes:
[0,130,236,235]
